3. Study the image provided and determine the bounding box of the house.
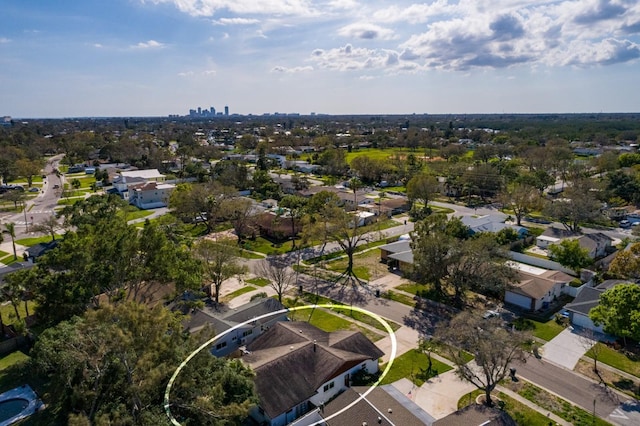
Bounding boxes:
[563,280,630,333]
[379,240,413,272]
[575,233,613,259]
[294,385,434,426]
[242,321,384,426]
[113,169,166,193]
[535,226,578,249]
[353,211,376,227]
[23,240,59,263]
[112,169,174,208]
[504,263,574,312]
[461,214,527,238]
[255,211,301,241]
[127,181,175,209]
[185,297,287,357]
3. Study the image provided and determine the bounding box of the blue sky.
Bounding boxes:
[1,0,640,117]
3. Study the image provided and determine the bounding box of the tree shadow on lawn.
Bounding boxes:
[403,306,453,338]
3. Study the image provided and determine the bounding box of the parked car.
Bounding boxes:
[483,310,500,319]
[620,219,631,228]
[28,187,39,192]
[53,184,60,189]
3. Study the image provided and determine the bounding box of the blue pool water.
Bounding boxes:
[0,398,28,421]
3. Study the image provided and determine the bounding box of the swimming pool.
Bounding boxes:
[0,399,29,421]
[0,385,44,426]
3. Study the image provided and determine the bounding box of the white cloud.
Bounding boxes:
[93,43,103,48]
[212,17,259,25]
[131,40,165,49]
[272,65,313,73]
[144,0,320,17]
[178,69,217,77]
[0,37,10,43]
[338,23,395,40]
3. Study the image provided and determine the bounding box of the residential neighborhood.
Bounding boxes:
[1,114,640,425]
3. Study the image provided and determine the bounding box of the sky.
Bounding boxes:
[1,0,640,118]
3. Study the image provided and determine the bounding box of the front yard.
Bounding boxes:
[379,348,452,386]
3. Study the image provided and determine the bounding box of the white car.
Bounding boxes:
[483,310,500,319]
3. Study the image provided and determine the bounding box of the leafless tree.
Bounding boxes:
[436,312,530,407]
[257,258,296,303]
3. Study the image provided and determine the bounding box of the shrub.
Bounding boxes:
[513,318,535,331]
[250,292,268,301]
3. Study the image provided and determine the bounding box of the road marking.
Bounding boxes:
[609,408,630,419]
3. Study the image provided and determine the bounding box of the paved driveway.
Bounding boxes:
[541,327,595,369]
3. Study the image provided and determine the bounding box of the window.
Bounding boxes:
[215,341,227,350]
[231,336,237,341]
[323,381,335,392]
[242,329,253,337]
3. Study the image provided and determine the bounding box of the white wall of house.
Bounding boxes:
[505,291,533,310]
[308,359,378,408]
[571,312,605,334]
[130,186,173,209]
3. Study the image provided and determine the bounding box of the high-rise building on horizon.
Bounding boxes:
[224,106,229,116]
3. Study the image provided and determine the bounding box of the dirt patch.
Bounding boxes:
[575,359,640,397]
[325,249,389,281]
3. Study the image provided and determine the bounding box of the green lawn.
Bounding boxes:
[57,196,86,205]
[238,250,265,260]
[0,351,32,394]
[122,208,154,221]
[300,292,401,332]
[0,255,17,265]
[241,237,295,256]
[531,319,566,341]
[220,286,257,302]
[587,343,640,377]
[345,148,425,165]
[15,236,55,246]
[246,277,271,287]
[384,290,416,307]
[458,390,552,426]
[0,250,10,258]
[379,348,452,386]
[0,301,37,326]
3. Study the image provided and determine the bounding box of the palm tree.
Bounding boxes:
[4,222,17,260]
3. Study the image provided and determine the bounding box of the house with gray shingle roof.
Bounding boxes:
[563,280,631,333]
[243,321,384,426]
[184,297,287,357]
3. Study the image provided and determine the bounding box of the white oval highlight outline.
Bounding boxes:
[164,303,397,425]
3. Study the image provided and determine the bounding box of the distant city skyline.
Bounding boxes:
[2,0,640,118]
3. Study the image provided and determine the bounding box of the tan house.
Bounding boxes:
[504,264,573,312]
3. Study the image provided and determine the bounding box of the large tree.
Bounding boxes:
[325,208,371,285]
[436,312,530,407]
[544,179,602,232]
[406,173,437,220]
[410,215,469,298]
[193,238,246,304]
[31,302,257,425]
[609,242,640,281]
[500,182,541,226]
[278,195,308,249]
[589,283,640,345]
[548,239,592,272]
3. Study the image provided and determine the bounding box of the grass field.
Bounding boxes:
[587,343,640,377]
[0,301,36,326]
[246,277,271,287]
[345,148,427,164]
[15,236,54,246]
[0,351,31,394]
[379,348,452,386]
[325,249,388,281]
[220,286,257,302]
[458,390,553,425]
[531,319,566,341]
[241,237,294,256]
